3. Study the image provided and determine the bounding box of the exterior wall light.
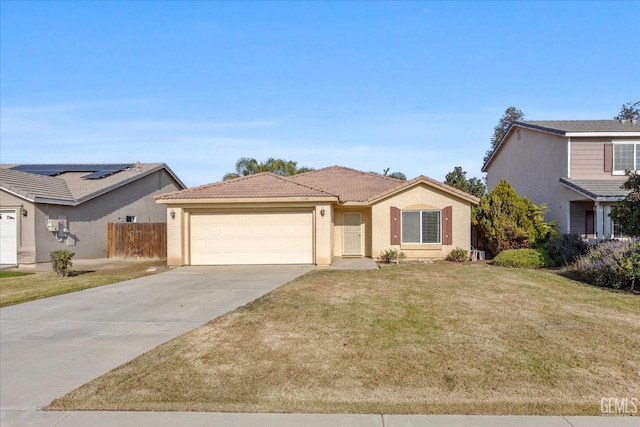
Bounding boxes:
[170,209,176,219]
[20,205,27,217]
[320,208,325,217]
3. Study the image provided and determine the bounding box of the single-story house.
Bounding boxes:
[0,163,185,265]
[156,166,479,266]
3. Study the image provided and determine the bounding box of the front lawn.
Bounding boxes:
[48,263,639,415]
[0,260,166,307]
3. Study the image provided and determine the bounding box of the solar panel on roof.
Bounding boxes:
[10,164,134,179]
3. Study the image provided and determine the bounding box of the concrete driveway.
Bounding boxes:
[0,265,314,412]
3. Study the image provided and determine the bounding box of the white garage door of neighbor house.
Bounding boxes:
[190,211,313,265]
[0,209,18,265]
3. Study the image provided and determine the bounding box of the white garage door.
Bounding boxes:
[190,211,313,265]
[0,209,18,265]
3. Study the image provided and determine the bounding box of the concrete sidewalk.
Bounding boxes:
[1,411,638,426]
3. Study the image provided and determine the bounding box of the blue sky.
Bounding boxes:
[1,1,639,187]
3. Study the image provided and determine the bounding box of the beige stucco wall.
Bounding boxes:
[371,184,473,260]
[1,170,182,264]
[486,128,571,233]
[0,191,36,264]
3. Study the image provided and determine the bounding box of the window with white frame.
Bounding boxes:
[613,142,639,174]
[401,210,441,244]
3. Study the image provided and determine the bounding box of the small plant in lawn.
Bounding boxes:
[378,248,405,264]
[446,247,469,262]
[573,239,640,290]
[51,250,75,277]
[493,248,555,269]
[545,233,589,266]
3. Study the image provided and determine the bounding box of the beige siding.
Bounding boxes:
[486,128,570,232]
[571,136,640,179]
[371,184,472,260]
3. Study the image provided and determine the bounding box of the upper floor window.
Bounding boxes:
[613,143,639,174]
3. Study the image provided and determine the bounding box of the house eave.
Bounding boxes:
[156,196,339,205]
[559,178,628,203]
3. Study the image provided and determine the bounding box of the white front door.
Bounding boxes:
[343,213,362,256]
[0,210,18,265]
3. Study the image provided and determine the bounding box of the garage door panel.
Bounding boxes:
[190,212,313,265]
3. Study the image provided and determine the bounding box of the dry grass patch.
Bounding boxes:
[0,260,167,307]
[49,263,640,414]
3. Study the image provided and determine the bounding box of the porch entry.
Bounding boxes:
[343,213,362,256]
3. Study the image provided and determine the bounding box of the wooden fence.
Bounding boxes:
[107,222,167,259]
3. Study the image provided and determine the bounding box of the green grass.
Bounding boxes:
[0,260,166,307]
[48,263,640,415]
[0,271,34,278]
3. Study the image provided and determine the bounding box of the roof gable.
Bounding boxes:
[156,172,336,200]
[1,163,184,205]
[482,119,640,172]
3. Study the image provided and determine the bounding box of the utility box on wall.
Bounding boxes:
[46,219,59,232]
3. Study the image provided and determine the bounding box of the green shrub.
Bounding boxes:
[573,239,640,290]
[493,248,555,269]
[378,248,405,264]
[545,233,589,266]
[50,250,75,277]
[446,247,469,262]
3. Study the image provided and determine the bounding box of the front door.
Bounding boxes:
[343,213,362,256]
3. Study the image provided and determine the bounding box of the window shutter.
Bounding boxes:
[442,206,453,245]
[604,143,613,172]
[390,206,401,245]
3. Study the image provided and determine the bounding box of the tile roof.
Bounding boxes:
[158,166,480,204]
[560,178,631,202]
[0,168,74,203]
[1,163,184,205]
[289,166,406,202]
[156,172,336,200]
[516,120,640,134]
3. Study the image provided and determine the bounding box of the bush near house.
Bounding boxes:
[378,248,405,264]
[545,233,589,267]
[50,250,75,277]
[493,248,555,269]
[473,180,556,256]
[445,247,469,262]
[573,239,640,290]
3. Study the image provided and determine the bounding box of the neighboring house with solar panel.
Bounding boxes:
[482,120,639,241]
[0,163,185,265]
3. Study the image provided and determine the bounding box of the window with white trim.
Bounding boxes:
[401,210,441,244]
[613,142,639,174]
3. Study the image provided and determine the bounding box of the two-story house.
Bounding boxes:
[482,120,639,240]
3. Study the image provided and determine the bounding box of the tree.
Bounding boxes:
[370,168,407,180]
[483,106,525,164]
[614,101,640,120]
[473,179,555,255]
[444,166,486,198]
[610,171,640,236]
[223,157,313,180]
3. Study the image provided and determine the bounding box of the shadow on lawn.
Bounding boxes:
[67,270,96,277]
